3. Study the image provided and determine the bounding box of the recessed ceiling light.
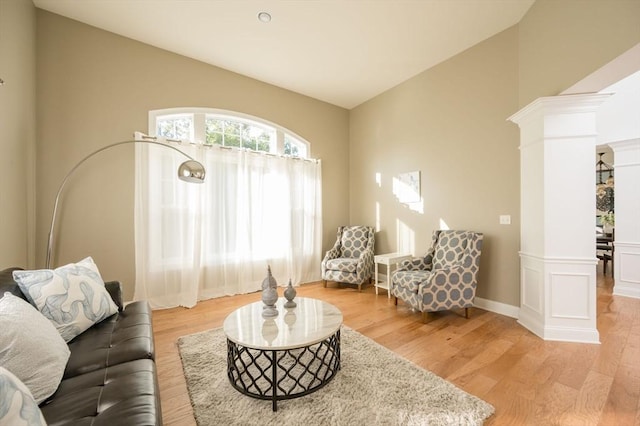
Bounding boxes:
[257,11,271,23]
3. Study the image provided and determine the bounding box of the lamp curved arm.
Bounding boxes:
[45,138,206,268]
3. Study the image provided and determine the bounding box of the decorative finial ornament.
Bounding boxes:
[284,278,297,308]
[261,265,278,318]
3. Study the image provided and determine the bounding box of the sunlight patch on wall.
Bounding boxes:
[396,219,415,255]
[375,202,381,232]
[407,200,424,214]
[439,218,450,230]
[375,172,382,187]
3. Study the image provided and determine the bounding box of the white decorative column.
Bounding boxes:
[509,93,611,344]
[610,139,640,298]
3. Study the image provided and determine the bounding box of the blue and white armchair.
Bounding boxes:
[392,230,483,321]
[322,226,375,291]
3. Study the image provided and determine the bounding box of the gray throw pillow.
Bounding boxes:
[12,257,119,342]
[0,366,47,426]
[0,292,70,404]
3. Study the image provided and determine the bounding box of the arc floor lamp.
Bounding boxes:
[45,135,206,268]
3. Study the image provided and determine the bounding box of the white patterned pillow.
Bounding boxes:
[12,256,119,342]
[0,293,70,405]
[0,367,47,426]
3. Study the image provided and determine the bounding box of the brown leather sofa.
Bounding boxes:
[0,267,163,425]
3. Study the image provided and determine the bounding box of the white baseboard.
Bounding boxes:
[613,285,640,299]
[474,297,519,319]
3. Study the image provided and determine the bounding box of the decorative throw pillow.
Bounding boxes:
[0,292,70,405]
[0,367,47,426]
[12,256,119,342]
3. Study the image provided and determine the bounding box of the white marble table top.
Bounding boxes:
[223,297,343,350]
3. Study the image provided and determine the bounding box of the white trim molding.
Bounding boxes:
[613,242,640,299]
[474,297,519,319]
[609,139,640,300]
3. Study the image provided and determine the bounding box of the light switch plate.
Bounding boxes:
[499,215,511,225]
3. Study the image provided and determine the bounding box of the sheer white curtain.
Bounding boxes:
[133,140,322,309]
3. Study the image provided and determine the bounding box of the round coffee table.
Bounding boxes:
[223,297,343,411]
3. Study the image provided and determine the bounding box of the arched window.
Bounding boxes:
[149,108,309,158]
[134,108,322,309]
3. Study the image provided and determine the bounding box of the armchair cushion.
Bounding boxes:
[325,258,358,274]
[340,226,371,259]
[432,230,469,269]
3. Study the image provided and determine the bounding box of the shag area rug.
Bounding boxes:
[177,327,494,425]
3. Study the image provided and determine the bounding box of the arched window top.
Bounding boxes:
[149,107,310,158]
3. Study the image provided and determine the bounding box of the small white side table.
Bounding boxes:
[374,252,413,298]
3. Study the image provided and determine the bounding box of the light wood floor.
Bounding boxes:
[153,269,640,425]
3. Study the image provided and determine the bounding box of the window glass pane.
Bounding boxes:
[207,132,223,145]
[207,118,223,133]
[224,120,241,136]
[256,132,271,152]
[225,135,241,147]
[241,123,256,150]
[205,118,223,145]
[246,124,272,153]
[284,134,306,157]
[204,115,276,153]
[156,115,193,141]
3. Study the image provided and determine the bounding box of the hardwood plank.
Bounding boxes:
[152,269,639,425]
[599,363,640,426]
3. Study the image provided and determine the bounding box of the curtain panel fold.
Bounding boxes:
[133,141,322,309]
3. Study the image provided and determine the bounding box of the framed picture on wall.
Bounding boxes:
[393,171,421,203]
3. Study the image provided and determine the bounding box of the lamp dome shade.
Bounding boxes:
[178,160,206,183]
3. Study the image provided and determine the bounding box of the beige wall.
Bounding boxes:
[36,11,350,300]
[349,0,640,309]
[350,27,521,306]
[519,0,640,107]
[0,0,36,269]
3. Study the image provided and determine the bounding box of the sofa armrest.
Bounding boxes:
[105,281,124,312]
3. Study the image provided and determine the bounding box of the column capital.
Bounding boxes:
[508,93,612,127]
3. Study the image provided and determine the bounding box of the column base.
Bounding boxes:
[519,253,600,344]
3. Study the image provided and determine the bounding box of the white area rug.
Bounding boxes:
[177,327,494,425]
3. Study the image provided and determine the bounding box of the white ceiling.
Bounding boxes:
[33,0,535,109]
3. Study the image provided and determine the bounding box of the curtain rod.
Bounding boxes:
[137,133,320,164]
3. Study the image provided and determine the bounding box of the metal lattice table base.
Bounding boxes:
[226,329,341,411]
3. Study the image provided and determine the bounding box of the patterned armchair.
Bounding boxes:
[392,230,483,321]
[322,226,375,291]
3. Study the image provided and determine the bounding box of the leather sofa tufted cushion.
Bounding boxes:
[64,301,155,379]
[40,359,162,426]
[0,267,28,301]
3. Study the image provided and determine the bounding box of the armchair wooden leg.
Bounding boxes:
[394,296,398,306]
[323,280,327,288]
[465,307,469,319]
[422,311,428,323]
